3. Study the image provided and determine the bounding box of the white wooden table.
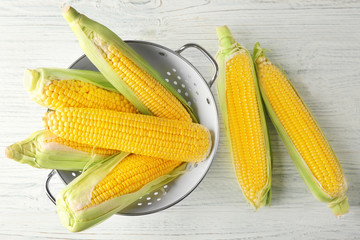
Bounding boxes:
[1,1,359,239]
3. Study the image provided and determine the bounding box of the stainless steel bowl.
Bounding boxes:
[45,41,219,215]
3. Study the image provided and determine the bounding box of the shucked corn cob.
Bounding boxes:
[62,6,195,122]
[5,130,109,170]
[215,26,271,209]
[44,107,211,162]
[253,43,348,215]
[24,68,138,113]
[56,152,186,232]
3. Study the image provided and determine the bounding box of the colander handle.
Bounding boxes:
[44,170,57,205]
[176,43,218,87]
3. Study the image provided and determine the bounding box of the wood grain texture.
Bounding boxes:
[1,0,359,238]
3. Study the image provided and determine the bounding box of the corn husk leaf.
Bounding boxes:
[62,6,197,122]
[253,42,349,216]
[5,130,108,171]
[56,152,187,232]
[215,26,272,209]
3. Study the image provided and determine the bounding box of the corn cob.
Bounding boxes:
[62,6,195,122]
[215,26,271,209]
[84,154,181,209]
[56,152,186,232]
[24,68,138,113]
[5,130,109,170]
[44,107,211,162]
[253,42,348,216]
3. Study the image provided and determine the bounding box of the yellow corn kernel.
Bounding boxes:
[255,55,345,197]
[44,107,211,162]
[225,52,268,204]
[40,80,139,113]
[84,154,181,209]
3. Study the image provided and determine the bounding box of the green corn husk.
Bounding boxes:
[56,152,186,232]
[215,26,271,209]
[62,6,197,122]
[252,42,349,216]
[5,130,108,170]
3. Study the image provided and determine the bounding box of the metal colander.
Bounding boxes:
[45,41,219,215]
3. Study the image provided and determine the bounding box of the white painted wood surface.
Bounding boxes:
[1,0,360,238]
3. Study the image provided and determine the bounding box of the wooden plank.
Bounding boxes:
[0,0,359,238]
